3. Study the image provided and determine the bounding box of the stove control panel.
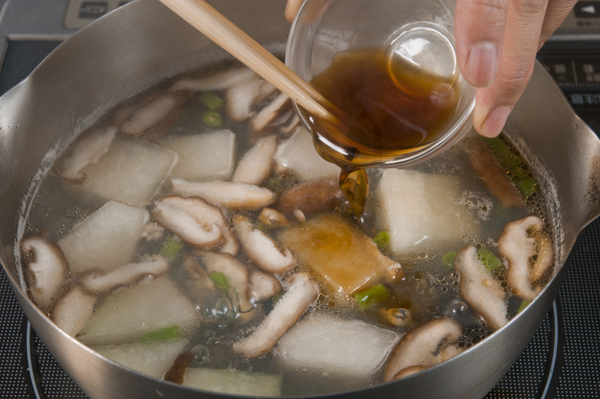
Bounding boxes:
[555,0,600,37]
[64,0,131,30]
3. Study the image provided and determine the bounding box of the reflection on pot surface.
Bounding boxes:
[18,60,557,397]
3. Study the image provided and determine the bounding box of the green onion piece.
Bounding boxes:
[373,231,390,250]
[443,252,457,268]
[272,290,285,306]
[199,92,223,110]
[517,300,531,314]
[511,165,530,181]
[209,272,231,292]
[486,137,520,169]
[203,111,222,127]
[264,175,283,191]
[477,249,503,273]
[354,284,390,310]
[255,223,272,233]
[517,178,538,197]
[486,137,540,198]
[139,325,184,343]
[160,237,184,260]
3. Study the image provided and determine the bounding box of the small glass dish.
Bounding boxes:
[285,0,476,168]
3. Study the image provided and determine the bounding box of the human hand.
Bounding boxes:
[284,0,577,138]
[454,0,577,137]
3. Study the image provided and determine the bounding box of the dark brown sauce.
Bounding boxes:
[302,48,461,215]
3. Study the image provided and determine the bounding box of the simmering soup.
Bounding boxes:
[19,61,555,397]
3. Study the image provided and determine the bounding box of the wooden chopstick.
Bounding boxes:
[159,0,336,121]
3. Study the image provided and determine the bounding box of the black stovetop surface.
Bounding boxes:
[0,40,598,399]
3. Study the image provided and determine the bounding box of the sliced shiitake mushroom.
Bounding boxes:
[171,179,277,210]
[233,215,295,274]
[454,245,508,330]
[52,285,96,337]
[169,68,256,92]
[231,273,318,358]
[81,256,169,294]
[152,195,223,250]
[384,317,463,381]
[120,93,182,137]
[232,135,278,185]
[274,178,343,215]
[498,215,553,301]
[20,236,69,312]
[225,76,276,122]
[60,126,117,184]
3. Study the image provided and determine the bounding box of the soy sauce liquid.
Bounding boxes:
[303,49,461,216]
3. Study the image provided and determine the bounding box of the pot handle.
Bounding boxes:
[508,62,600,235]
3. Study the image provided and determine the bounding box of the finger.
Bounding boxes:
[473,0,549,137]
[455,0,509,87]
[285,0,303,23]
[538,0,578,49]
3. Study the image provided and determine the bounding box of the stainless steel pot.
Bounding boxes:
[0,1,598,398]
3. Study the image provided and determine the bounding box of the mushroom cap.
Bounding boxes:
[20,236,69,312]
[274,178,343,215]
[233,215,295,274]
[250,270,282,301]
[384,317,463,381]
[152,195,223,249]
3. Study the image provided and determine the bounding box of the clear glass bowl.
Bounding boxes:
[285,0,476,168]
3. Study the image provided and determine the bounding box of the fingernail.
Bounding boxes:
[481,107,511,137]
[465,43,498,87]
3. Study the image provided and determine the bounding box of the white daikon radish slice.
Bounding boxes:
[274,128,340,181]
[78,276,198,346]
[377,169,479,256]
[183,368,281,397]
[74,136,177,207]
[158,130,235,181]
[94,339,189,379]
[58,201,149,274]
[277,313,400,377]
